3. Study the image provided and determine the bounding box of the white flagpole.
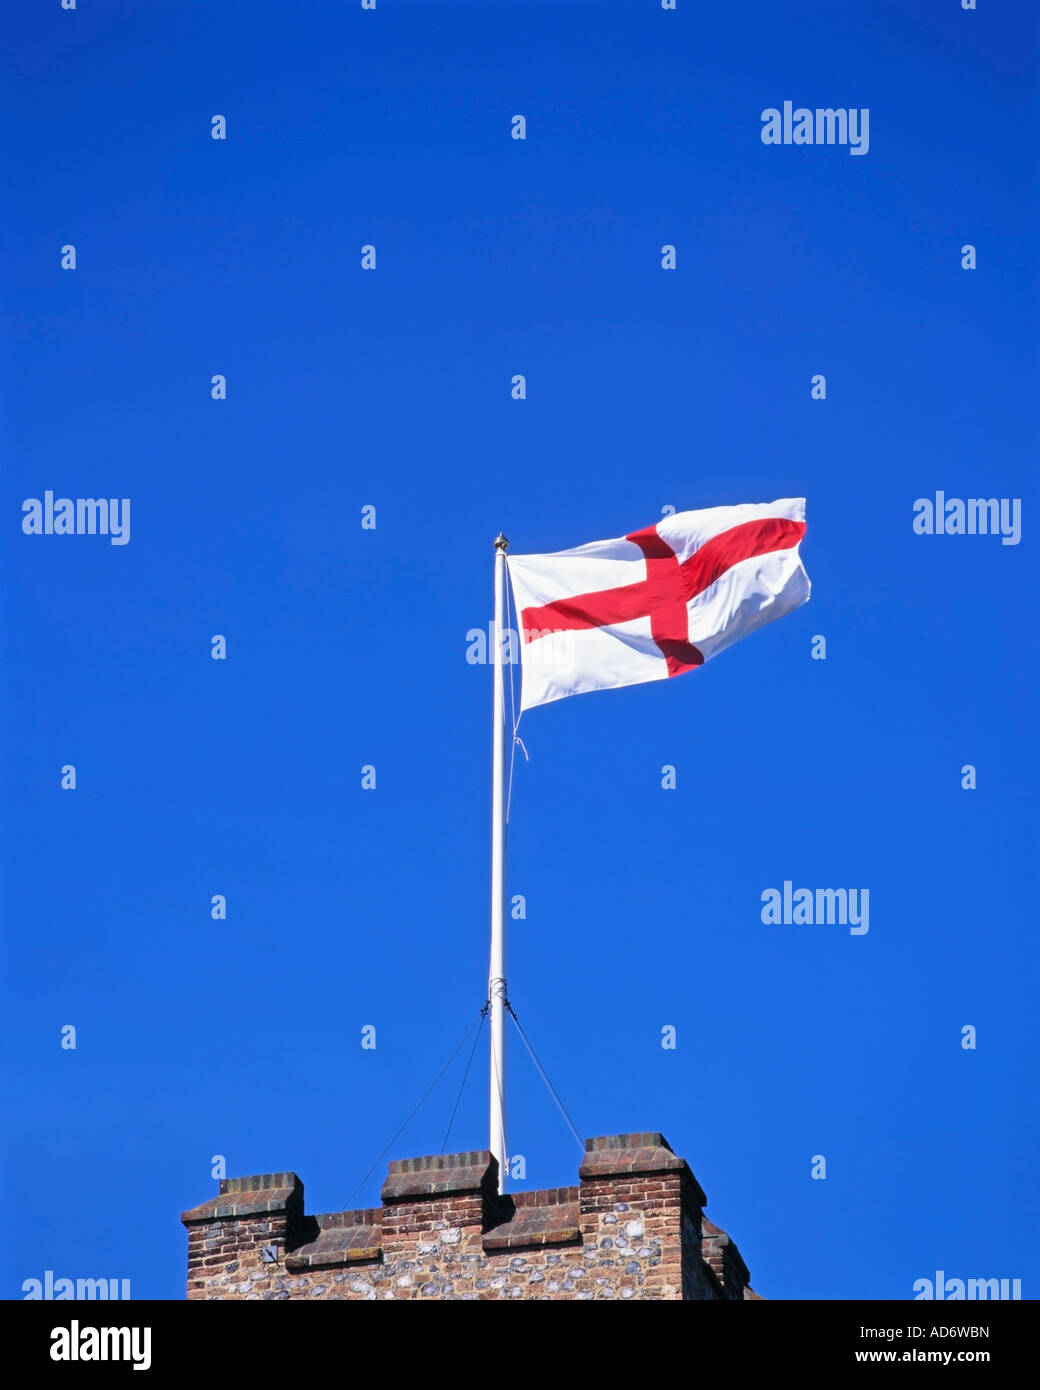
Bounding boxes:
[489,532,509,1193]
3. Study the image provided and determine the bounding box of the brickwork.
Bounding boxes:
[182,1133,760,1301]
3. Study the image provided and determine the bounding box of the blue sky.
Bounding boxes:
[2,0,1036,1301]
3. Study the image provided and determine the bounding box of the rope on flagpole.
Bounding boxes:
[505,1002,585,1154]
[342,1004,489,1210]
[504,560,528,826]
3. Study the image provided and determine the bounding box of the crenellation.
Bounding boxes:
[181,1132,760,1301]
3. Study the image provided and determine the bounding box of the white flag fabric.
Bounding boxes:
[506,499,810,710]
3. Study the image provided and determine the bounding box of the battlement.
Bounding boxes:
[182,1133,761,1301]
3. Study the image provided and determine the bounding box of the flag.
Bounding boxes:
[506,498,810,710]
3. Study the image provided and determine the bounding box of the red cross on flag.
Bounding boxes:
[506,498,810,710]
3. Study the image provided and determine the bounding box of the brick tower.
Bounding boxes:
[182,1132,761,1301]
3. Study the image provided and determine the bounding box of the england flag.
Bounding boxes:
[506,499,810,710]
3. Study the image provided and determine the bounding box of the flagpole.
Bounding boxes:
[489,532,509,1193]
